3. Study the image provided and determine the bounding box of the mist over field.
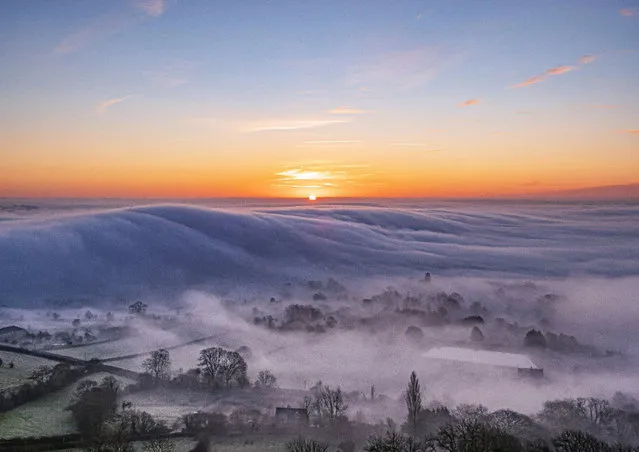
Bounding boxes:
[2,199,639,427]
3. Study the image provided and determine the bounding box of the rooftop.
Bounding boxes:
[423,346,539,370]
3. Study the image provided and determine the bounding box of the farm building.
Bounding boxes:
[423,346,543,378]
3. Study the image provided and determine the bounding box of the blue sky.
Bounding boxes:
[1,0,638,197]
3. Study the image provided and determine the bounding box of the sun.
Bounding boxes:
[308,194,317,201]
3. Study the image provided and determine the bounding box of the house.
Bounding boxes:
[275,407,309,425]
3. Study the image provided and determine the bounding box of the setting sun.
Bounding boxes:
[308,194,317,201]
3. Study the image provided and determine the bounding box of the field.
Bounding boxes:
[0,351,58,391]
[0,372,136,439]
[124,387,308,426]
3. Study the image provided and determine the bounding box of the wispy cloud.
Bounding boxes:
[244,119,348,133]
[391,142,425,147]
[54,15,133,55]
[348,47,450,90]
[512,65,575,88]
[301,140,362,145]
[97,95,133,114]
[134,0,167,17]
[458,99,481,107]
[545,65,575,75]
[620,129,639,135]
[274,164,374,190]
[620,8,637,16]
[54,1,167,55]
[329,107,368,115]
[579,55,597,64]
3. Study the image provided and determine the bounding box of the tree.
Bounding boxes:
[365,431,425,452]
[552,430,610,452]
[28,365,53,385]
[524,329,547,349]
[143,349,171,384]
[404,371,422,434]
[255,370,277,388]
[129,301,148,315]
[143,438,175,452]
[470,326,484,342]
[309,381,348,421]
[198,347,247,388]
[68,376,120,440]
[285,438,329,452]
[72,318,81,327]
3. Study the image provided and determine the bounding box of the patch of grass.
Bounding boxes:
[0,351,57,391]
[0,372,136,439]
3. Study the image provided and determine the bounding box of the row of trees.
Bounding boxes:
[384,370,639,451]
[0,363,86,412]
[67,375,174,452]
[139,346,277,391]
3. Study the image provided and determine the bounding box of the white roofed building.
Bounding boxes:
[423,346,543,378]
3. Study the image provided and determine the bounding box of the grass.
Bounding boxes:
[0,371,136,439]
[0,351,57,391]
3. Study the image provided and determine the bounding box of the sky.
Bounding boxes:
[0,0,638,198]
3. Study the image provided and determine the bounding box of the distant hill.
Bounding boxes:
[523,183,639,200]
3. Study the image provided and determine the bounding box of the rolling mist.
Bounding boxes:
[1,199,639,419]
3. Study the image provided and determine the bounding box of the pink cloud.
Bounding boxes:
[620,129,639,135]
[135,0,167,17]
[512,75,546,88]
[579,55,597,64]
[545,65,575,76]
[511,65,576,88]
[458,99,481,107]
[620,8,637,16]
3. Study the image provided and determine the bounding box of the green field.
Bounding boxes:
[0,351,58,391]
[0,372,136,439]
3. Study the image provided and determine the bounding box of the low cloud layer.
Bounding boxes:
[1,201,639,305]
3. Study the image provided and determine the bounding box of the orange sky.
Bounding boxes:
[1,1,638,198]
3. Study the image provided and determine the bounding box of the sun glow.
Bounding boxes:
[308,194,317,201]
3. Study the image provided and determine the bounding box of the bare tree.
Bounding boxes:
[255,369,277,388]
[198,347,247,388]
[143,349,171,383]
[313,382,348,421]
[404,371,422,434]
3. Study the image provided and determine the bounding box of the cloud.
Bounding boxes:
[97,95,133,114]
[620,8,637,16]
[579,55,597,64]
[134,0,167,17]
[329,107,368,115]
[2,203,639,304]
[458,99,481,108]
[244,119,348,132]
[511,66,575,88]
[53,1,167,55]
[391,143,425,147]
[545,65,575,75]
[348,47,449,90]
[620,129,639,135]
[54,15,133,55]
[511,75,546,88]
